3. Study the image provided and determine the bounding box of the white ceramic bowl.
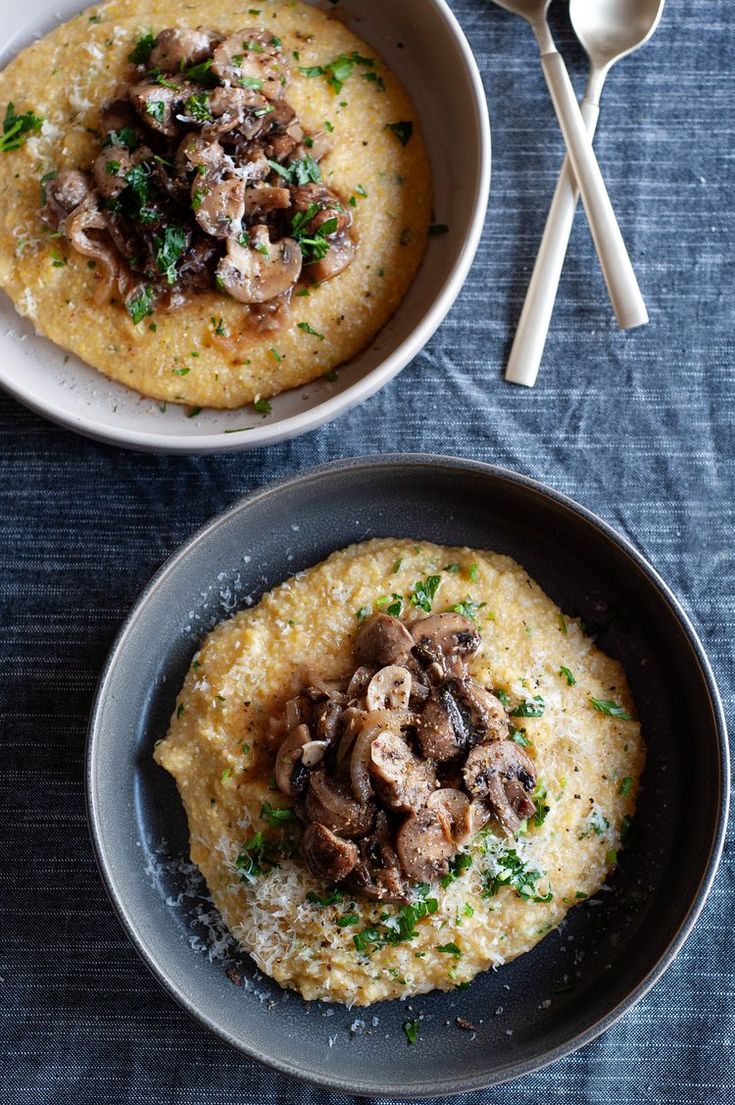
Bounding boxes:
[0,0,490,453]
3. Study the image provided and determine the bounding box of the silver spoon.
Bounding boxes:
[506,0,666,387]
[492,0,648,332]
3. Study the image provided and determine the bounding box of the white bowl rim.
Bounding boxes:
[0,0,491,453]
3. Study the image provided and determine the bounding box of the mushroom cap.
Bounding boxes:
[417,683,470,762]
[302,823,358,883]
[463,740,537,834]
[215,226,302,303]
[149,28,214,72]
[396,807,457,883]
[410,612,481,666]
[211,28,289,100]
[129,81,189,138]
[349,708,414,805]
[369,731,436,813]
[193,173,246,239]
[92,146,135,199]
[274,722,311,797]
[305,769,375,840]
[426,788,472,847]
[354,614,414,668]
[346,811,408,903]
[365,665,412,712]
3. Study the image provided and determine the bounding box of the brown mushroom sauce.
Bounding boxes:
[267,612,540,903]
[40,27,356,329]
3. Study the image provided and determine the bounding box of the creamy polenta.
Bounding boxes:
[0,1,430,408]
[154,539,644,1006]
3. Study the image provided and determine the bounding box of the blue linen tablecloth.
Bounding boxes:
[1,0,733,1101]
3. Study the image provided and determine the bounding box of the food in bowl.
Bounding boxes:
[0,0,430,409]
[154,539,644,1005]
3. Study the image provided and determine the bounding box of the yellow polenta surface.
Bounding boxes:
[155,539,645,1006]
[0,1,430,408]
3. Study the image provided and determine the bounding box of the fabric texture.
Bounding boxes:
[1,0,733,1102]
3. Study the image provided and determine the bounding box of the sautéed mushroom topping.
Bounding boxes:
[268,612,539,902]
[41,26,356,327]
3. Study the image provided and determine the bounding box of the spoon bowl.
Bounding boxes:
[572,0,666,73]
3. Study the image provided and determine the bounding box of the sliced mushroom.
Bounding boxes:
[193,173,245,238]
[177,133,227,176]
[462,740,537,834]
[396,807,457,883]
[335,706,367,769]
[354,614,414,668]
[149,28,214,72]
[455,681,510,743]
[99,98,141,136]
[292,130,332,164]
[206,85,269,136]
[93,146,136,199]
[427,788,472,847]
[305,769,375,839]
[365,665,412,712]
[64,201,122,305]
[215,225,301,303]
[211,28,289,100]
[313,697,342,744]
[274,722,311,797]
[242,184,291,217]
[129,81,187,138]
[302,822,358,883]
[346,666,373,702]
[411,613,481,668]
[309,233,356,284]
[349,709,413,804]
[41,169,94,228]
[301,740,328,767]
[346,811,408,903]
[417,683,470,762]
[369,731,436,813]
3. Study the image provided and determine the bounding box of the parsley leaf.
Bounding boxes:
[403,1019,419,1045]
[410,575,441,613]
[267,155,321,185]
[154,225,187,285]
[0,102,43,153]
[386,120,413,146]
[128,32,156,66]
[559,666,576,686]
[297,321,325,340]
[260,801,296,828]
[590,697,633,721]
[126,285,154,325]
[306,888,344,906]
[510,696,545,719]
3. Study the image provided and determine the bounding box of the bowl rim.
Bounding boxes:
[86,453,730,1097]
[0,0,491,454]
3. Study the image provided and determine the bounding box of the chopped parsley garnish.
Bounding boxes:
[50,248,66,268]
[267,155,322,185]
[449,596,486,622]
[128,32,156,66]
[353,890,438,954]
[126,285,154,325]
[403,1019,419,1045]
[186,93,212,123]
[558,613,568,635]
[494,688,511,707]
[410,574,441,613]
[291,203,339,261]
[106,159,121,175]
[386,120,413,147]
[376,593,403,617]
[253,242,270,256]
[483,846,552,903]
[154,224,187,285]
[579,807,609,838]
[440,851,472,888]
[0,102,43,153]
[148,67,179,90]
[254,398,272,414]
[186,406,202,418]
[268,348,282,363]
[324,119,334,132]
[297,321,325,340]
[185,58,216,84]
[104,127,139,150]
[146,100,167,124]
[210,316,228,337]
[510,695,545,719]
[362,71,386,92]
[172,367,189,376]
[260,800,296,828]
[356,605,371,621]
[510,728,531,748]
[235,832,278,880]
[559,666,576,686]
[590,697,633,721]
[337,913,359,927]
[437,942,462,958]
[299,51,376,95]
[239,76,264,90]
[176,703,185,718]
[221,767,232,782]
[532,783,550,827]
[306,887,344,906]
[618,776,633,798]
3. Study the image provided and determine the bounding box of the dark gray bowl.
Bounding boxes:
[86,456,728,1096]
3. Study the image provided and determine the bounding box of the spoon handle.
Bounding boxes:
[506,95,601,387]
[538,45,648,331]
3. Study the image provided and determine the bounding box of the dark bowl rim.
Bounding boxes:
[85,453,730,1097]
